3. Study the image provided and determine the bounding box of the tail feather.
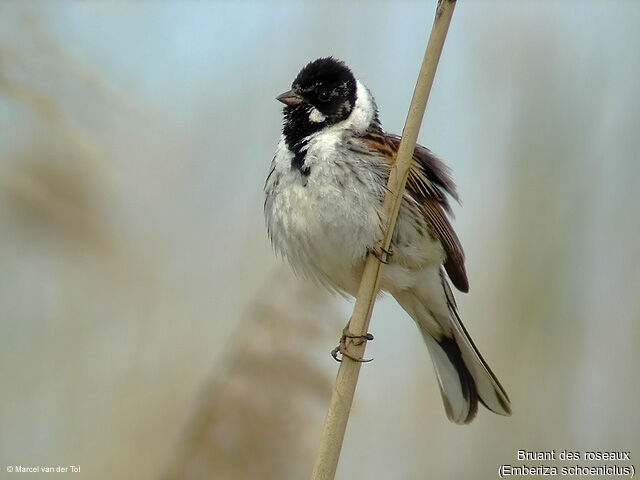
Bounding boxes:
[393,269,511,424]
[440,273,512,416]
[421,333,479,424]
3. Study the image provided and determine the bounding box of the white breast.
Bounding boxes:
[264,134,384,294]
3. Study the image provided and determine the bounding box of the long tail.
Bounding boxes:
[393,269,511,424]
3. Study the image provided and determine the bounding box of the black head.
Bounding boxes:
[277,58,359,176]
[277,57,357,127]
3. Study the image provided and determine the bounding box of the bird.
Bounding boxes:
[264,57,511,424]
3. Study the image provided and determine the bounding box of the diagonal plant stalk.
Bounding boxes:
[311,1,458,479]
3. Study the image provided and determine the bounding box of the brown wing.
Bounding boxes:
[362,131,469,292]
[420,197,469,292]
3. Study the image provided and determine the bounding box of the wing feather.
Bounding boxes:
[360,131,469,292]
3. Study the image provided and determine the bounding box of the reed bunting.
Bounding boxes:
[264,57,511,424]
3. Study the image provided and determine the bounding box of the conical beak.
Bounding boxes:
[276,89,303,106]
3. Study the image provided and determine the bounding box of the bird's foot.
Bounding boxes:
[368,244,393,264]
[331,325,374,363]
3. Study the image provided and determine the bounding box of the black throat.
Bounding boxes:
[282,104,326,176]
[279,57,362,176]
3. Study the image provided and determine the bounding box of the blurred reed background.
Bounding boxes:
[1,1,639,479]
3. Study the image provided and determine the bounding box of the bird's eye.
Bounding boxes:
[318,90,331,102]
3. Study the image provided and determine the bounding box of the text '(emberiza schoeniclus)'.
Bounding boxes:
[264,57,511,424]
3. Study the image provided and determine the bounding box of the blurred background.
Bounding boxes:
[1,1,639,479]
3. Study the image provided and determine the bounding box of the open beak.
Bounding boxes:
[276,89,303,106]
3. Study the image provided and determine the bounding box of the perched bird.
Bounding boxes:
[264,57,511,424]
